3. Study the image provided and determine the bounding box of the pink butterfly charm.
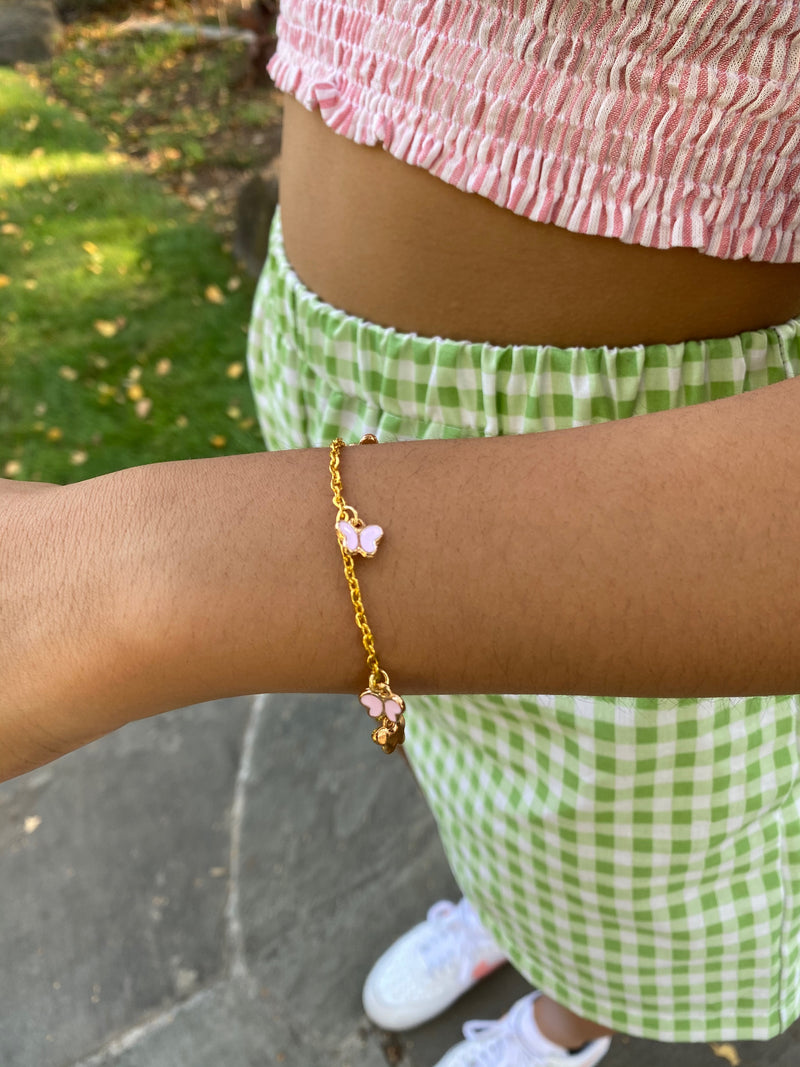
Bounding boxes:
[360,688,406,723]
[336,520,383,557]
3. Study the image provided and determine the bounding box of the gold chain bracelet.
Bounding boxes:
[329,435,405,754]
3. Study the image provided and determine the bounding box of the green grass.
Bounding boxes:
[0,67,265,484]
[46,24,280,173]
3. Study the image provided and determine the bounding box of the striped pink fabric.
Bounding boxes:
[269,0,800,263]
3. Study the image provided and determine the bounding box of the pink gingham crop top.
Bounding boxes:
[268,1,800,264]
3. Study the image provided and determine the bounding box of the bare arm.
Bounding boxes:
[3,375,800,781]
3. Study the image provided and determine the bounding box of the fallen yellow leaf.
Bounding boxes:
[69,451,88,466]
[0,275,10,288]
[155,358,172,376]
[82,241,99,255]
[710,1044,740,1066]
[127,384,144,402]
[227,275,242,292]
[175,415,189,428]
[135,398,152,419]
[1,222,21,236]
[46,427,63,442]
[226,362,244,380]
[23,279,38,290]
[3,460,21,478]
[94,319,118,338]
[226,406,241,420]
[59,366,78,381]
[209,434,227,449]
[205,284,225,305]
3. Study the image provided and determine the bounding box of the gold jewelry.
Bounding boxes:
[329,435,405,754]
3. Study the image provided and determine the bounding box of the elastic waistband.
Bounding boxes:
[261,205,800,436]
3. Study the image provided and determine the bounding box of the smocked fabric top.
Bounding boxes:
[268,0,800,264]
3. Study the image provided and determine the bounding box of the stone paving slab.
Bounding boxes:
[237,696,459,1054]
[0,692,798,1066]
[72,977,389,1067]
[0,697,251,1067]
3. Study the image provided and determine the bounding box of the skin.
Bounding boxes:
[5,93,800,1049]
[274,102,800,1045]
[278,94,800,349]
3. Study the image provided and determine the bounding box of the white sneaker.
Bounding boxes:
[362,898,508,1030]
[433,992,612,1066]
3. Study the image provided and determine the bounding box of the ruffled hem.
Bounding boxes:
[268,36,800,265]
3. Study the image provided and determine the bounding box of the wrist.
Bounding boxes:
[0,480,126,777]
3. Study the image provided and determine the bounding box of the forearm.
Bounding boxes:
[141,377,800,702]
[3,376,800,779]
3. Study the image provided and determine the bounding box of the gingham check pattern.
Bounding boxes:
[247,207,800,1042]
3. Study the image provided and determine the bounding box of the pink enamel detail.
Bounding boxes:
[360,691,384,719]
[336,520,360,553]
[360,690,404,722]
[381,698,403,723]
[337,520,383,556]
[358,524,383,555]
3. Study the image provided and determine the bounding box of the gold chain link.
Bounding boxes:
[329,437,382,681]
[330,436,405,754]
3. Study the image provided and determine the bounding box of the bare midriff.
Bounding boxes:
[277,95,800,350]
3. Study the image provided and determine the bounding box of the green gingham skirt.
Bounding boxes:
[247,205,800,1042]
